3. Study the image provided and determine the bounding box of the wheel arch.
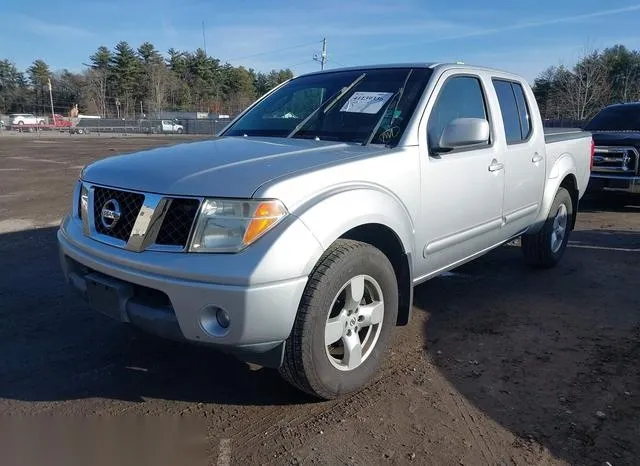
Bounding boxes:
[293,188,415,327]
[339,223,413,326]
[559,173,579,231]
[528,153,579,234]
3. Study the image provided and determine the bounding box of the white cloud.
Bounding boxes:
[420,4,640,44]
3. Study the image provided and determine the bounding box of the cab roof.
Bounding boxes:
[296,62,525,80]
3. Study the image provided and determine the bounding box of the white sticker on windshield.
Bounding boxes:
[340,92,394,114]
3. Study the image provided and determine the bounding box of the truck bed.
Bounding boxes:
[543,127,592,196]
[544,127,590,144]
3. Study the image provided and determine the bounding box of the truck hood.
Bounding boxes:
[590,131,640,147]
[82,136,387,197]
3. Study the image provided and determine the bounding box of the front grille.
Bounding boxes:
[93,187,145,241]
[593,146,639,176]
[155,198,200,247]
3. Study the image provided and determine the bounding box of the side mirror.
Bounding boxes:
[438,117,490,151]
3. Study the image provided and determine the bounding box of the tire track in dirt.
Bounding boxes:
[449,389,499,464]
[230,328,428,464]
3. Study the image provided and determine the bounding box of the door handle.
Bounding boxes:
[488,160,504,172]
[532,153,543,163]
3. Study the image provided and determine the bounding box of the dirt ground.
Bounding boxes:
[1,134,639,466]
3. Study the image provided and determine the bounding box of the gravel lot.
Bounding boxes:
[1,135,639,465]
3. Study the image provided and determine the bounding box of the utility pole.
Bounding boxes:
[313,38,327,70]
[47,78,56,125]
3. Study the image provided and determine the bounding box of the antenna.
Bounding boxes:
[202,21,207,55]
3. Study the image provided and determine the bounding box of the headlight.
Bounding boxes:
[189,199,288,253]
[71,180,86,219]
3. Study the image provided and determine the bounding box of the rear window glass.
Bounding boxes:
[512,83,531,139]
[493,80,522,144]
[493,79,532,143]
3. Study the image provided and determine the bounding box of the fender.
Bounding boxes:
[290,184,416,276]
[527,152,577,234]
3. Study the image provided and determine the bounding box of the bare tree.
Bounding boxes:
[148,62,169,114]
[556,48,609,120]
[85,68,108,117]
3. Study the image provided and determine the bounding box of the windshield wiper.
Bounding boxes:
[362,69,413,146]
[287,73,366,139]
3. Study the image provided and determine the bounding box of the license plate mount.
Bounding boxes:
[85,273,133,322]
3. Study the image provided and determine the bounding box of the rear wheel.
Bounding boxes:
[279,239,398,400]
[522,187,573,268]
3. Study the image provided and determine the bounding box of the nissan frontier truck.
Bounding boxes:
[58,62,593,399]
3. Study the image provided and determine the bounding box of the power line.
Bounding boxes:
[224,40,322,62]
[330,59,348,67]
[287,60,316,69]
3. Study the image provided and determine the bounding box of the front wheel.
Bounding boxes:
[522,187,574,268]
[279,239,398,400]
[177,128,183,134]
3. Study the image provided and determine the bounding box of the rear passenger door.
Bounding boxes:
[491,79,546,236]
[415,73,506,280]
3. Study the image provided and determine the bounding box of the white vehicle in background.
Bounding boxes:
[161,119,184,134]
[10,113,46,126]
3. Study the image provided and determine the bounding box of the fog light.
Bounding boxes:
[216,308,231,328]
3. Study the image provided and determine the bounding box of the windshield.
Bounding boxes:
[584,105,640,131]
[222,67,431,145]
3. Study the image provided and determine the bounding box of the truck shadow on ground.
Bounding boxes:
[580,192,640,213]
[0,227,310,406]
[415,226,640,465]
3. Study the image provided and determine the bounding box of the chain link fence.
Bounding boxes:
[69,118,233,135]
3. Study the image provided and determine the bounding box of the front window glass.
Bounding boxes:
[427,76,488,149]
[223,67,431,146]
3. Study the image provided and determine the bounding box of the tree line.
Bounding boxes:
[2,42,640,122]
[533,44,640,121]
[0,41,294,118]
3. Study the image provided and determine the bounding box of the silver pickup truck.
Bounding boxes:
[58,63,593,399]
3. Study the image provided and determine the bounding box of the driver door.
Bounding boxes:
[414,72,506,280]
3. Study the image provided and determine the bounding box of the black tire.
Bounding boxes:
[522,187,573,268]
[279,239,399,400]
[177,128,184,134]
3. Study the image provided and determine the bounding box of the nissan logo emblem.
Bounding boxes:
[100,199,121,230]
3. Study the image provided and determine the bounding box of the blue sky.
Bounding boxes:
[2,0,640,82]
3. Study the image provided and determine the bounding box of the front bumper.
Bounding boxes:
[587,174,640,194]
[57,216,314,368]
